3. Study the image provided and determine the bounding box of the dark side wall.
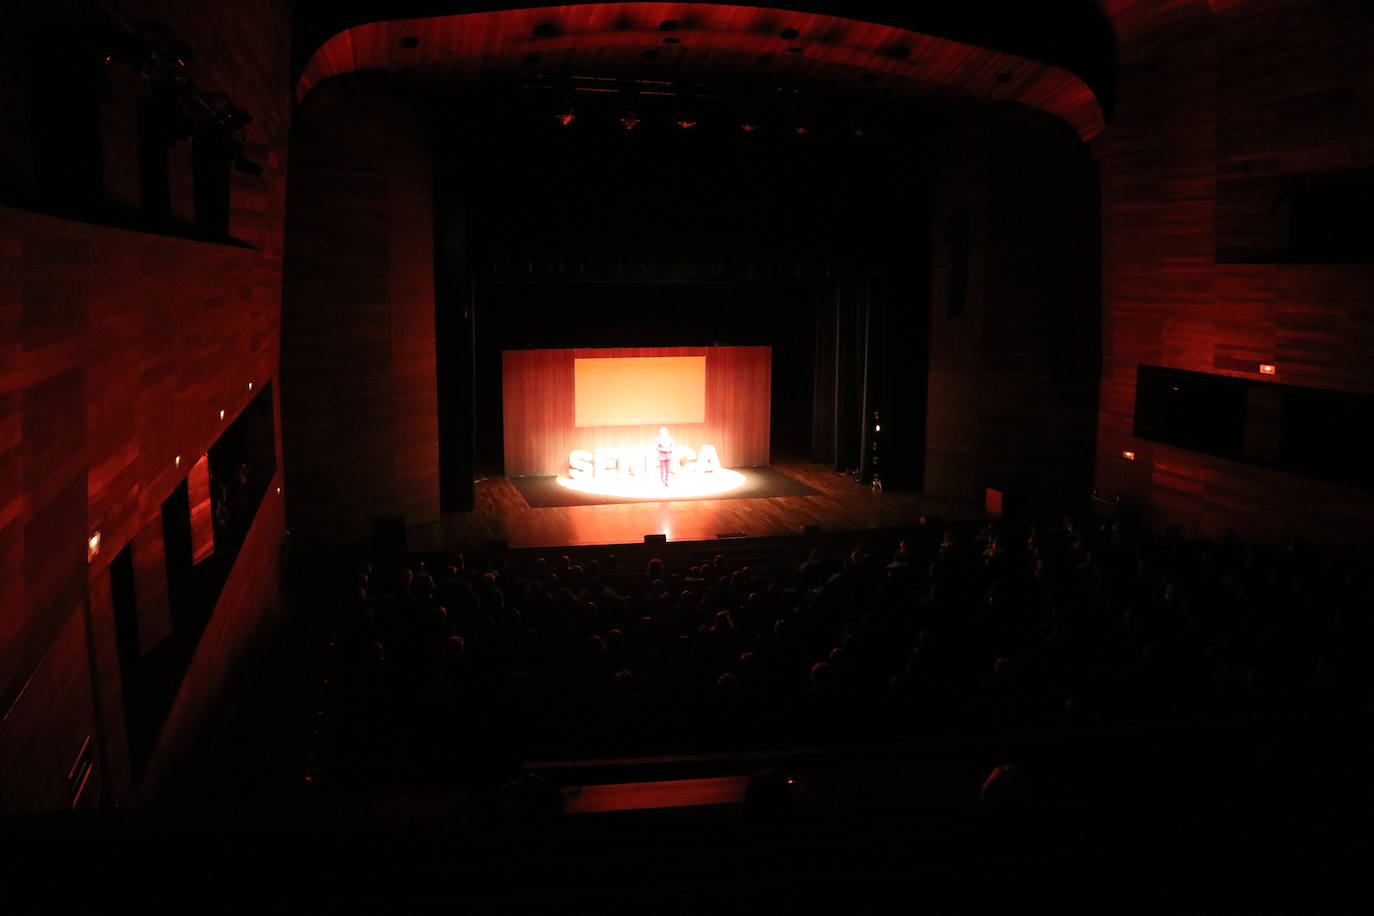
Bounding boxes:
[280,75,442,551]
[1096,0,1374,546]
[0,0,292,811]
[923,109,1102,517]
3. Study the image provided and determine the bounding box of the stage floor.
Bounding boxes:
[423,463,979,550]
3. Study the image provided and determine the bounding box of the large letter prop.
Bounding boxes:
[569,445,722,477]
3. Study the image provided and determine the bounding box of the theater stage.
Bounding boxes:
[428,463,977,551]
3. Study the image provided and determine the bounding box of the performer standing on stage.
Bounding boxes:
[655,427,675,486]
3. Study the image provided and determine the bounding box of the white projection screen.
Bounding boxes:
[574,356,706,427]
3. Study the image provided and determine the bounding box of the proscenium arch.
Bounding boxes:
[295,3,1106,140]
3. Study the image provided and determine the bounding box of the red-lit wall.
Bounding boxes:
[503,347,772,476]
[281,76,442,549]
[0,0,291,810]
[1096,0,1374,545]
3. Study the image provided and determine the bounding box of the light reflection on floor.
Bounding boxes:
[555,468,748,500]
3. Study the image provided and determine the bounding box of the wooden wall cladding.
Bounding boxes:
[280,77,442,547]
[295,3,1104,140]
[189,455,215,564]
[0,606,98,811]
[0,0,291,810]
[924,115,1101,515]
[1096,0,1374,545]
[503,346,772,477]
[138,471,285,802]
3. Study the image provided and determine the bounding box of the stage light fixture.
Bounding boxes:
[87,531,102,561]
[219,408,226,420]
[556,110,575,126]
[1122,450,1136,461]
[620,112,641,130]
[247,381,254,390]
[740,122,758,132]
[676,119,699,129]
[1259,363,1276,375]
[175,454,181,468]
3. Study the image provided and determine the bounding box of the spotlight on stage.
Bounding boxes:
[557,468,748,499]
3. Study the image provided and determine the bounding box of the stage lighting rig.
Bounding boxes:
[95,0,263,176]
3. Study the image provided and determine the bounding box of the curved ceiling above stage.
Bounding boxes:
[294,3,1107,140]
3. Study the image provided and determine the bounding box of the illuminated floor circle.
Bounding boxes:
[556,469,748,499]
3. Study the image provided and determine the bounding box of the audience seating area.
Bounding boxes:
[310,515,1374,795]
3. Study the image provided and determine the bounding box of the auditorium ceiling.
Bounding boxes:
[291,2,1112,140]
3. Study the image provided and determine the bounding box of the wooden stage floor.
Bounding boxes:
[422,463,978,551]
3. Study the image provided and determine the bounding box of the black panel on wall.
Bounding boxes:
[1134,365,1374,489]
[25,32,104,216]
[434,119,476,512]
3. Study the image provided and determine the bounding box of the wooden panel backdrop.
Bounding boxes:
[1093,0,1374,547]
[503,346,770,477]
[0,0,291,810]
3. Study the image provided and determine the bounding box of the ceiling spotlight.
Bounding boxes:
[556,110,575,126]
[620,112,641,130]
